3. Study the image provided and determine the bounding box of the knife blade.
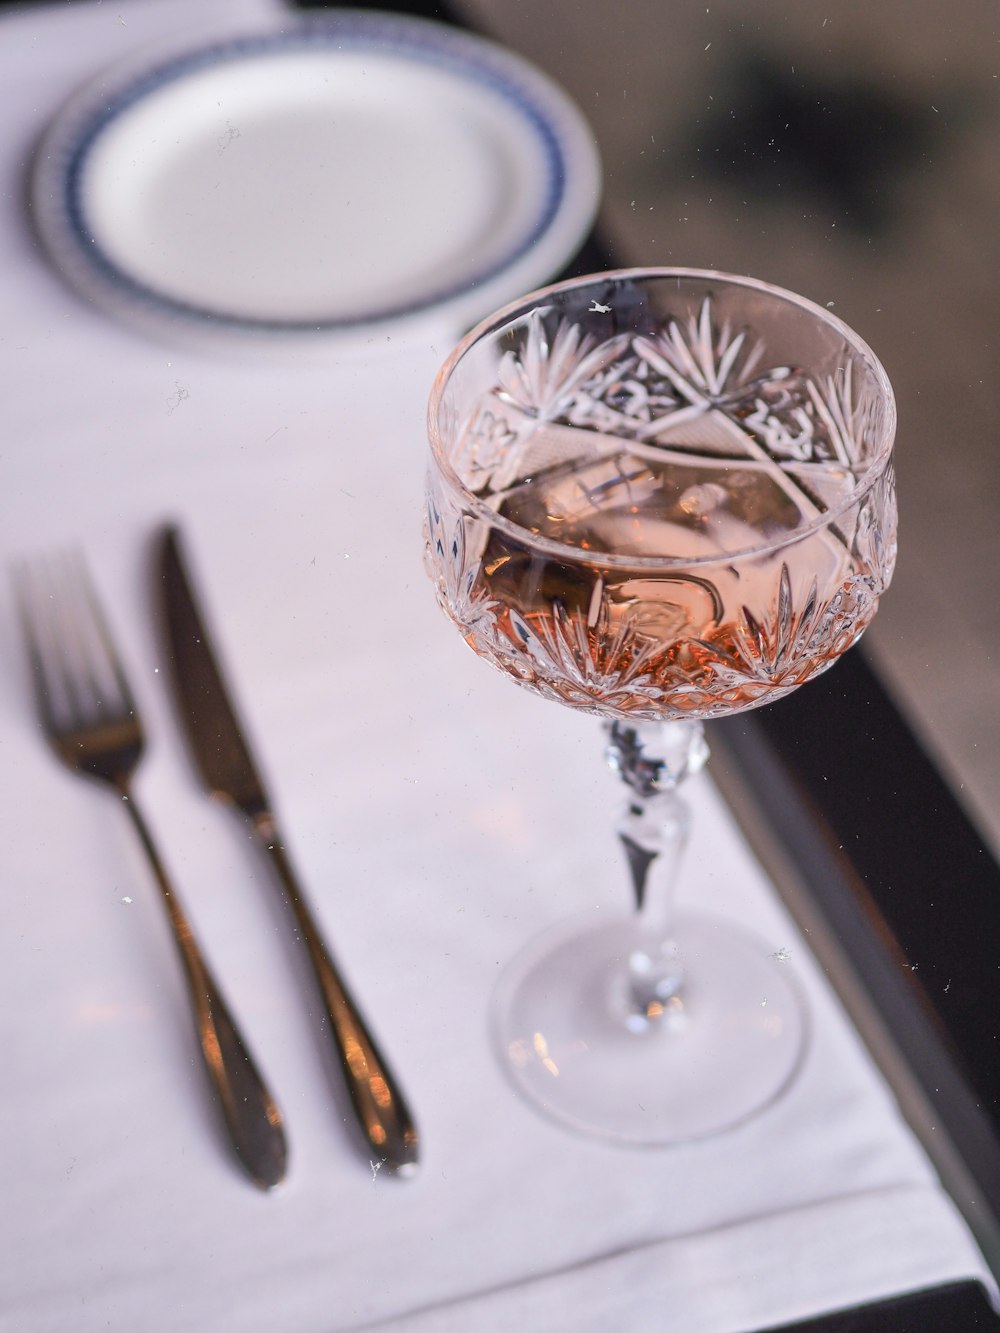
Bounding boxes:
[157,524,419,1175]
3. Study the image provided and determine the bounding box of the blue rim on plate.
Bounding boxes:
[31,12,602,345]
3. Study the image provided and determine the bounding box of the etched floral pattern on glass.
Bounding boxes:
[426,293,897,722]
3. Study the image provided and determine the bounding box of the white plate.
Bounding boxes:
[31,12,601,347]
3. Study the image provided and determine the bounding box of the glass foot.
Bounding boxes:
[492,911,807,1144]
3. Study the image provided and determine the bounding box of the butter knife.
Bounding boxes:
[157,525,419,1175]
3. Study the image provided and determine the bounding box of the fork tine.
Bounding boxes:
[13,551,135,733]
[52,550,122,720]
[12,557,66,736]
[43,553,99,726]
[71,549,138,718]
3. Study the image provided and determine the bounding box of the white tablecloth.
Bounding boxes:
[0,2,994,1330]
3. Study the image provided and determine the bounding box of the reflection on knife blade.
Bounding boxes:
[157,523,419,1176]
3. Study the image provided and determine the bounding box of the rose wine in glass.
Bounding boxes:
[425,269,896,1142]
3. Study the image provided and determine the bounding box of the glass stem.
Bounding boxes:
[605,719,709,1031]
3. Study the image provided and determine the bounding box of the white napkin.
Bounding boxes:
[0,2,994,1331]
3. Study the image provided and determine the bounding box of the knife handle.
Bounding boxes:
[256,821,419,1174]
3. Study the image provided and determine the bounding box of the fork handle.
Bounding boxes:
[121,790,288,1189]
[254,815,418,1175]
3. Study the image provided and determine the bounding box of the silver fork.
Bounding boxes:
[14,551,288,1190]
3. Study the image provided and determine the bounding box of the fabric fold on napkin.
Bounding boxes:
[360,1185,989,1333]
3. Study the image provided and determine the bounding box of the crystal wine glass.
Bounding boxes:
[424,268,897,1143]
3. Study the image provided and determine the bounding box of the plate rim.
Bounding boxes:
[30,10,602,343]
